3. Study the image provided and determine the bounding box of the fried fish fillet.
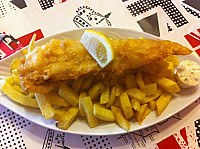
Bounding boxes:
[18,38,192,93]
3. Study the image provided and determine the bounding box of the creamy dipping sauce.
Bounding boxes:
[176,60,200,88]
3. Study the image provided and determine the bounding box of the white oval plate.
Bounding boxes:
[0,27,200,136]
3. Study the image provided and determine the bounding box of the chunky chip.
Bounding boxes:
[1,82,38,108]
[119,92,134,119]
[35,93,55,119]
[80,96,99,128]
[156,91,172,116]
[93,104,115,121]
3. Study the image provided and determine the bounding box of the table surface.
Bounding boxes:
[0,0,200,149]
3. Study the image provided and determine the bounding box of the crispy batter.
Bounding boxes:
[18,38,192,93]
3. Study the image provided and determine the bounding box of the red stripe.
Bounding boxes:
[157,135,181,149]
[195,48,200,57]
[180,127,188,145]
[190,32,200,39]
[0,42,10,57]
[198,28,200,33]
[184,34,200,48]
[17,29,44,47]
[184,28,200,48]
[0,40,23,59]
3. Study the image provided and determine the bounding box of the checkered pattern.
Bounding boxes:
[127,0,188,27]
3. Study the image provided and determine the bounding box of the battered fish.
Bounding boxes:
[18,38,192,93]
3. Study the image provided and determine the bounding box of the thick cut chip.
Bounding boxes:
[44,92,69,107]
[114,107,130,131]
[35,93,55,119]
[56,107,79,130]
[54,107,69,121]
[161,61,176,81]
[10,58,21,70]
[106,86,116,108]
[131,99,140,111]
[93,104,115,121]
[136,71,145,89]
[151,76,180,93]
[149,100,156,110]
[88,82,105,100]
[126,88,146,101]
[115,83,123,97]
[79,91,87,117]
[142,83,157,95]
[119,92,134,119]
[165,55,179,66]
[12,74,20,85]
[112,96,121,108]
[139,108,151,124]
[156,91,172,116]
[5,76,14,85]
[12,85,29,95]
[80,96,99,128]
[1,82,38,108]
[140,89,162,104]
[135,104,148,123]
[111,105,118,114]
[59,83,79,106]
[100,84,110,104]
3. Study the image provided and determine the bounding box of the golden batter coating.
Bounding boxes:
[18,38,192,93]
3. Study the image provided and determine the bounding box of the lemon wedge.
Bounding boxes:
[80,30,114,68]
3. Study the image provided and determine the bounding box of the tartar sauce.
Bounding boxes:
[175,60,200,88]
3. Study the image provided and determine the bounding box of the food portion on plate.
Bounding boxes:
[0,30,199,131]
[18,30,191,94]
